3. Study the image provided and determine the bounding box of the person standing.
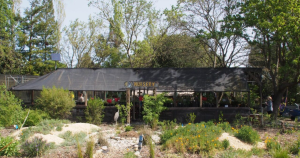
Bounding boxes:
[266,96,273,114]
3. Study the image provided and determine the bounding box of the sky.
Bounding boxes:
[20,0,178,28]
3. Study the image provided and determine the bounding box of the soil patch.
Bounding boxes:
[119,131,139,138]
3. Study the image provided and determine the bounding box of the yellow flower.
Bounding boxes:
[188,123,191,125]
[214,144,216,146]
[176,140,178,142]
[198,135,200,138]
[171,133,172,135]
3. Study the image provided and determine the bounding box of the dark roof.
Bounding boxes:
[10,68,260,92]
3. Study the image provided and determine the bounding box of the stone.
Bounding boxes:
[101,146,108,150]
[114,137,121,140]
[121,138,125,140]
[134,145,138,148]
[134,151,140,156]
[134,147,138,151]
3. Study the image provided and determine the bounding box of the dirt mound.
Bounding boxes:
[119,131,139,138]
[219,133,265,151]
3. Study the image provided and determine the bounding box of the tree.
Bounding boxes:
[18,0,61,75]
[178,0,246,68]
[62,17,102,68]
[227,0,300,118]
[89,0,157,68]
[0,0,22,74]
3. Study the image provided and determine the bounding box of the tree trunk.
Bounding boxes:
[272,90,285,120]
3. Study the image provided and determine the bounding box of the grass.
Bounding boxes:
[124,151,136,158]
[59,131,87,146]
[20,119,70,143]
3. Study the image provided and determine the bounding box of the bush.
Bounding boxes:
[289,138,300,154]
[159,119,177,131]
[271,149,289,158]
[186,113,196,124]
[265,137,281,150]
[124,151,136,158]
[234,125,260,144]
[22,109,50,127]
[217,122,232,133]
[115,104,132,125]
[85,137,94,158]
[161,122,223,154]
[0,85,23,127]
[143,94,169,129]
[221,139,230,149]
[97,132,109,147]
[59,131,87,146]
[0,136,19,157]
[85,97,105,125]
[21,137,52,157]
[35,86,75,119]
[125,126,133,132]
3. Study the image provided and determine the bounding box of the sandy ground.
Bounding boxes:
[219,132,265,151]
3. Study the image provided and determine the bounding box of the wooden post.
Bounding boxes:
[153,88,156,97]
[126,88,130,124]
[139,88,141,118]
[133,90,135,120]
[200,92,203,108]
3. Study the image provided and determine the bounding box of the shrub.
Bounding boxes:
[234,125,260,144]
[85,97,105,125]
[186,113,196,124]
[265,137,281,150]
[217,122,232,133]
[271,149,289,158]
[59,131,87,146]
[85,137,94,158]
[21,137,52,157]
[289,138,300,154]
[35,86,75,119]
[0,85,23,127]
[0,136,19,157]
[159,119,177,131]
[143,94,169,129]
[115,104,132,125]
[161,122,223,154]
[22,109,50,127]
[125,125,133,132]
[97,132,109,147]
[77,138,83,158]
[221,139,230,149]
[124,151,136,158]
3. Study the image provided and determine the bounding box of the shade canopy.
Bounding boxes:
[11,68,260,92]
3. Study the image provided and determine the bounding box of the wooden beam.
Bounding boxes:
[126,88,130,124]
[200,92,203,108]
[153,88,156,97]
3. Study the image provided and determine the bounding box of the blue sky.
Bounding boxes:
[21,0,178,28]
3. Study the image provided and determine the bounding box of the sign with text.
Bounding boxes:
[124,81,159,88]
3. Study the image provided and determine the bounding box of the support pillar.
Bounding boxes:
[200,92,203,108]
[153,88,156,97]
[133,90,135,120]
[126,88,130,124]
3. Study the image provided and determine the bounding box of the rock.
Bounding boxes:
[134,145,138,148]
[101,146,108,150]
[121,138,125,140]
[134,151,140,156]
[114,137,121,140]
[134,147,138,151]
[95,149,102,154]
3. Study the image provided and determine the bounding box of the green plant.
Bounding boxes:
[85,137,94,158]
[0,85,23,127]
[97,132,109,147]
[289,138,300,154]
[217,122,232,133]
[221,139,230,149]
[125,125,133,132]
[149,137,155,158]
[265,137,281,150]
[124,151,136,158]
[270,149,289,158]
[77,137,83,158]
[59,131,87,146]
[85,97,105,125]
[251,147,265,157]
[186,113,196,124]
[234,125,260,144]
[143,93,169,129]
[0,136,19,157]
[23,109,50,127]
[115,103,132,125]
[160,119,177,131]
[219,111,225,123]
[35,86,75,119]
[21,137,52,157]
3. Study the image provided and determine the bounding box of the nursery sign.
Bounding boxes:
[124,81,159,88]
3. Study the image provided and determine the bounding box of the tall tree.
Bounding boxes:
[18,0,61,75]
[226,0,300,118]
[178,0,246,68]
[62,17,102,68]
[89,0,157,68]
[0,0,22,74]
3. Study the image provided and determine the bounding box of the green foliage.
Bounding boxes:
[21,137,53,157]
[143,94,169,128]
[77,137,83,158]
[270,149,289,158]
[251,147,265,157]
[35,86,75,119]
[289,138,300,154]
[149,138,155,158]
[22,109,50,127]
[115,103,132,124]
[20,119,70,143]
[0,85,23,127]
[124,151,136,158]
[159,119,177,131]
[265,137,281,150]
[221,139,230,150]
[59,131,87,146]
[97,132,109,147]
[216,122,232,133]
[161,122,223,154]
[0,136,19,157]
[85,137,94,158]
[186,113,196,124]
[125,126,133,132]
[234,126,260,144]
[85,97,105,125]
